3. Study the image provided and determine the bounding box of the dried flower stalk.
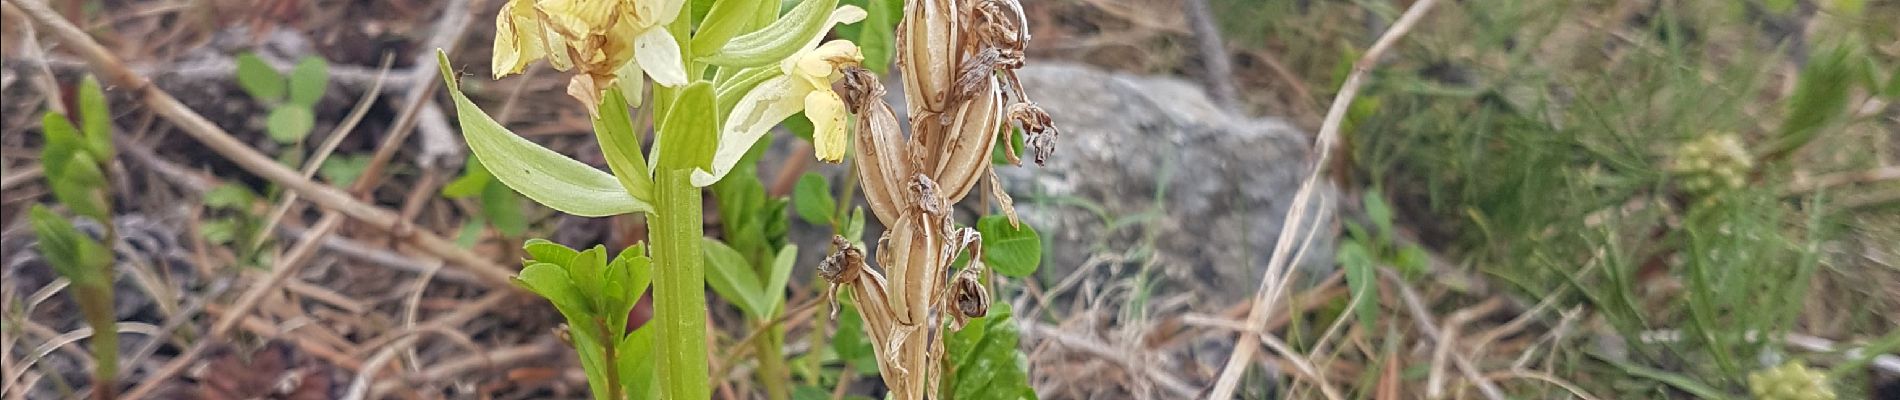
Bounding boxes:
[820,0,1058,398]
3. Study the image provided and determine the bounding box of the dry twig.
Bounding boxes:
[1204,0,1443,397]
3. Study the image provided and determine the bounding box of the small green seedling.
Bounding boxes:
[235,53,329,144]
[33,75,123,398]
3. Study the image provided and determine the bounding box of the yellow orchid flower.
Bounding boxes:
[492,0,688,113]
[691,5,867,187]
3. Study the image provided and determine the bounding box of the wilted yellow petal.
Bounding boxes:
[537,0,622,38]
[491,0,545,78]
[566,74,608,117]
[807,90,849,163]
[633,26,688,87]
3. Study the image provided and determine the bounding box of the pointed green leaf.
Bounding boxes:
[843,206,865,243]
[516,262,593,316]
[1364,191,1394,238]
[618,324,661,398]
[792,173,835,225]
[690,0,768,57]
[235,53,285,102]
[439,51,652,217]
[763,245,797,315]
[266,106,315,143]
[40,112,82,179]
[658,81,719,174]
[53,153,111,222]
[77,76,113,158]
[1770,45,1854,156]
[702,237,766,318]
[593,86,655,201]
[978,215,1041,277]
[524,238,581,267]
[855,0,898,74]
[29,205,112,286]
[1338,241,1379,328]
[442,161,494,198]
[697,0,844,67]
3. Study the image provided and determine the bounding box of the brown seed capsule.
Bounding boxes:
[818,236,865,284]
[952,272,988,320]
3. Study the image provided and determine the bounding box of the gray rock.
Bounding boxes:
[997,62,1335,306]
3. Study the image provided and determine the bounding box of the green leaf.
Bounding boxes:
[714,65,783,116]
[202,218,242,245]
[1338,241,1379,328]
[698,0,841,67]
[439,51,653,217]
[40,112,82,178]
[792,173,835,225]
[782,111,814,141]
[1770,45,1855,157]
[1393,245,1431,277]
[266,106,315,143]
[29,205,113,286]
[830,298,879,371]
[1884,62,1900,98]
[481,179,527,236]
[204,183,257,210]
[318,154,371,186]
[763,245,797,315]
[691,0,768,57]
[52,154,110,222]
[854,0,898,74]
[978,215,1041,277]
[569,245,611,305]
[288,57,329,107]
[992,126,1025,165]
[454,215,486,248]
[524,239,580,267]
[441,161,493,198]
[594,86,655,201]
[77,76,113,158]
[843,206,865,243]
[702,238,767,318]
[235,53,285,102]
[946,302,1035,400]
[1364,191,1394,238]
[618,324,661,398]
[657,81,719,172]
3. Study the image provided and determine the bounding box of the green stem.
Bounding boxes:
[597,319,625,400]
[752,322,790,400]
[73,283,116,399]
[652,168,711,400]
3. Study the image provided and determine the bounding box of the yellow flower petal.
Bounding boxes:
[491,0,545,78]
[806,89,849,163]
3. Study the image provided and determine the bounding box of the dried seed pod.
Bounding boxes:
[837,66,914,224]
[952,270,989,323]
[1007,102,1058,165]
[900,0,963,114]
[928,85,1005,202]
